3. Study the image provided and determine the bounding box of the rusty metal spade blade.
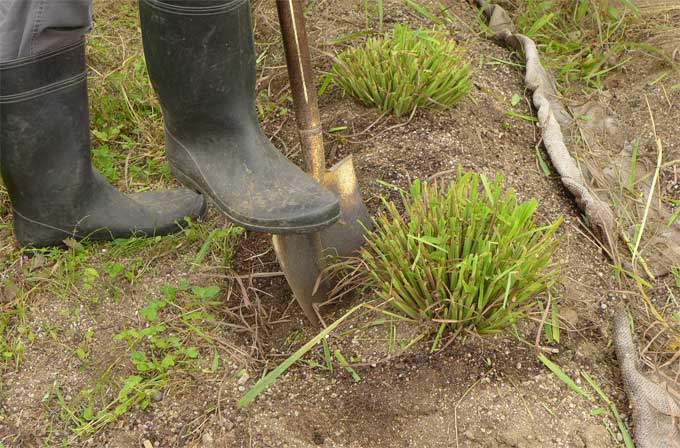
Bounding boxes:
[271,233,330,323]
[320,156,371,258]
[272,0,371,324]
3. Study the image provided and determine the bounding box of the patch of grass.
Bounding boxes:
[359,170,562,349]
[0,283,32,371]
[331,24,472,117]
[0,213,239,375]
[637,275,680,363]
[87,3,170,189]
[184,218,244,271]
[404,0,444,25]
[333,350,362,382]
[35,241,93,300]
[514,0,640,88]
[48,281,225,437]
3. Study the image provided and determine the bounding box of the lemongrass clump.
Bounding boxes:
[360,170,562,345]
[332,24,472,117]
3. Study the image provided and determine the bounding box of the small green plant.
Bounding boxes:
[189,222,244,270]
[332,24,472,116]
[361,170,562,348]
[49,281,222,436]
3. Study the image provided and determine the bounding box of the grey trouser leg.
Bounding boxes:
[0,0,92,61]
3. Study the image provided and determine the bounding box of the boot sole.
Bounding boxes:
[169,164,340,235]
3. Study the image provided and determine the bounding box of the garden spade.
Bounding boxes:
[272,0,371,323]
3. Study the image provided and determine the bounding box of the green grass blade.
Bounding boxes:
[535,147,552,176]
[238,305,362,407]
[538,354,593,401]
[334,350,362,382]
[404,0,444,25]
[581,371,635,447]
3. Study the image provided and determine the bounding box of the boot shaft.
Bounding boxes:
[139,0,260,138]
[138,0,341,234]
[0,40,94,219]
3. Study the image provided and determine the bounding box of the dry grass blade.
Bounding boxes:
[634,0,680,13]
[631,96,664,271]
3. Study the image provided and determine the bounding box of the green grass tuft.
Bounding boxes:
[331,24,472,117]
[514,0,639,88]
[86,3,170,189]
[360,170,562,346]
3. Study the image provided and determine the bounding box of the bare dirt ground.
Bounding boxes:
[0,0,678,447]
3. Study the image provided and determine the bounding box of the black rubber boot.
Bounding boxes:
[139,0,340,234]
[0,40,207,248]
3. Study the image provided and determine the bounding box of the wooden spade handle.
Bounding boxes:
[276,0,326,182]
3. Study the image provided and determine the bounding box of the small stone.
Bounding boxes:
[237,373,250,385]
[224,420,234,431]
[202,432,215,448]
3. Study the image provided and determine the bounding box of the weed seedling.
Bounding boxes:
[47,280,222,436]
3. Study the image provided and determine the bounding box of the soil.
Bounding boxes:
[1,0,678,447]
